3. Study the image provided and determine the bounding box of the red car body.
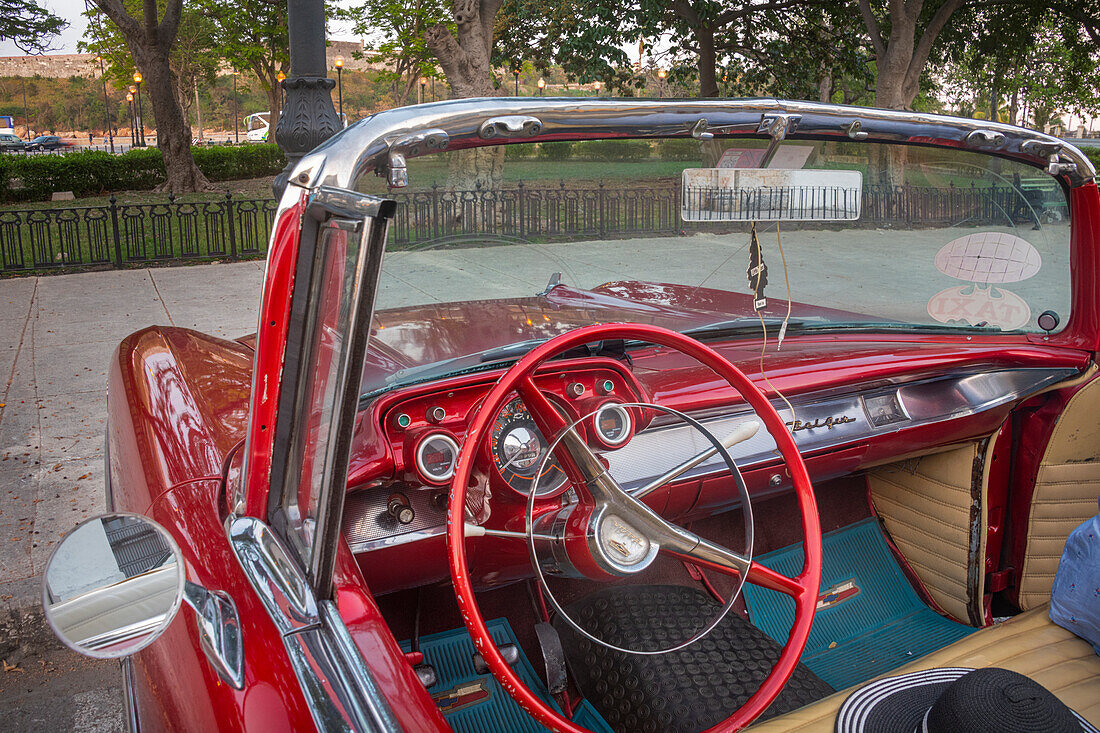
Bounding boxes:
[97,99,1100,731]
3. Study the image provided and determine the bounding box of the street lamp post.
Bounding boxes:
[125,92,135,148]
[594,80,601,96]
[513,66,520,96]
[657,68,667,98]
[20,78,28,139]
[271,0,340,198]
[133,72,145,147]
[334,56,344,125]
[537,78,545,96]
[419,76,427,105]
[96,56,115,152]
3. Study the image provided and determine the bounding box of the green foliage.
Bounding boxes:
[1083,147,1100,169]
[191,144,285,181]
[0,144,284,201]
[571,139,652,161]
[504,143,536,160]
[0,0,67,54]
[655,138,702,161]
[536,141,574,161]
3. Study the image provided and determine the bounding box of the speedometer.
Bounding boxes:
[491,397,569,497]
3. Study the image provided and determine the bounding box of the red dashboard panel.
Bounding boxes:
[344,337,1091,596]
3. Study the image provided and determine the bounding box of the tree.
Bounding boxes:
[337,0,447,108]
[89,0,209,191]
[82,0,220,134]
[199,0,289,135]
[0,0,67,54]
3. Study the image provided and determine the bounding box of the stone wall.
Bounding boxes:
[0,41,383,80]
[0,54,98,79]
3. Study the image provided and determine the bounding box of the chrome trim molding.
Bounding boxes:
[120,656,140,733]
[229,515,399,732]
[182,580,245,690]
[290,98,1096,192]
[320,601,402,731]
[229,516,319,634]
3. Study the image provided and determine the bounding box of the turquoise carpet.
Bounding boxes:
[743,518,977,690]
[401,618,612,733]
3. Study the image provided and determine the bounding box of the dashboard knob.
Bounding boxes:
[387,493,415,524]
[426,405,446,423]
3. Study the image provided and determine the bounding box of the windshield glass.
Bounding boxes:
[356,137,1071,396]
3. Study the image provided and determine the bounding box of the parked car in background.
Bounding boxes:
[25,135,73,152]
[39,98,1100,732]
[0,133,26,152]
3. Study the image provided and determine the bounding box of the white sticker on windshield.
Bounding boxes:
[933,232,1041,283]
[928,232,1039,330]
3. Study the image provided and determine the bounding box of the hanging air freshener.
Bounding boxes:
[746,222,768,311]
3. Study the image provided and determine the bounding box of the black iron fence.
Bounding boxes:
[0,193,277,272]
[0,182,1055,274]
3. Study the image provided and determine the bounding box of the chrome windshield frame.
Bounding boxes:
[286,97,1095,194]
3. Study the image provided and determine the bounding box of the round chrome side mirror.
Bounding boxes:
[42,513,185,659]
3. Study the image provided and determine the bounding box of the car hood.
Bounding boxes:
[359,281,867,395]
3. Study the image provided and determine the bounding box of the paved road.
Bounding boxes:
[0,262,264,731]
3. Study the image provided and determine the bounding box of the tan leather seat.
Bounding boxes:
[748,606,1100,730]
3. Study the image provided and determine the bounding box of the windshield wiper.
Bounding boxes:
[478,338,548,363]
[682,316,830,340]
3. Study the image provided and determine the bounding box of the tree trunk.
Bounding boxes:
[194,82,203,141]
[988,72,1000,123]
[142,48,208,191]
[424,0,506,191]
[93,0,209,193]
[696,24,719,98]
[818,70,834,104]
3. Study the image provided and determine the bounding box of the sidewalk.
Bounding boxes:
[0,262,265,612]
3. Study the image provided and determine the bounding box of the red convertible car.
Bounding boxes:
[42,99,1100,731]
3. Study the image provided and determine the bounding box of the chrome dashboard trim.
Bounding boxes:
[291,98,1095,192]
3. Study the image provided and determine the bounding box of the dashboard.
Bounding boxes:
[342,357,1078,594]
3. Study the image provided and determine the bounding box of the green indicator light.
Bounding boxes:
[395,413,412,428]
[602,380,614,393]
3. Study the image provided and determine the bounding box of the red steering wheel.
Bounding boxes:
[447,323,822,732]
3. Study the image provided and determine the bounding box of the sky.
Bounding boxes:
[0,0,360,56]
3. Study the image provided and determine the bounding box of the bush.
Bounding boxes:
[0,143,285,202]
[572,139,652,161]
[504,143,536,160]
[1083,146,1100,170]
[536,141,574,161]
[656,138,702,161]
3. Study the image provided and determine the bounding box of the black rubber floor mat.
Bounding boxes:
[554,585,833,733]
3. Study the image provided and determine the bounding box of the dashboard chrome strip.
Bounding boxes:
[345,367,1078,555]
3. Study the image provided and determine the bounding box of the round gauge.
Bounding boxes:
[593,403,632,447]
[415,433,459,484]
[491,397,569,497]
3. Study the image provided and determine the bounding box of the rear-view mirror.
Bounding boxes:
[681,168,863,222]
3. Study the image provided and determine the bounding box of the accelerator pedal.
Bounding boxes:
[400,618,612,733]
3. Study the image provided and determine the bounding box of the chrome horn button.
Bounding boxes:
[595,514,656,571]
[599,515,649,564]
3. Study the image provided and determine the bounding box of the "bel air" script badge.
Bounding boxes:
[786,415,856,432]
